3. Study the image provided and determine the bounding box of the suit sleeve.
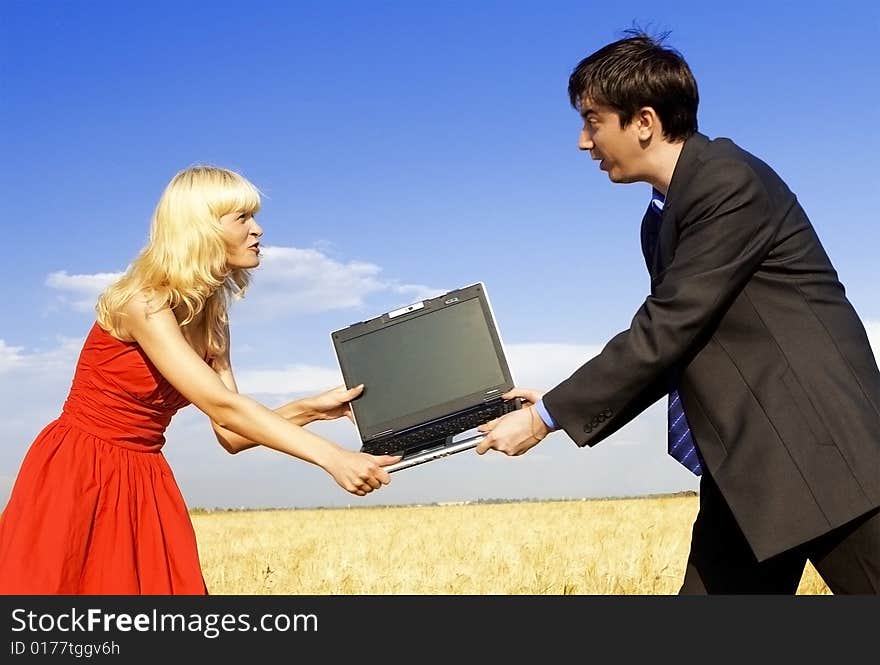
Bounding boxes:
[543,158,779,447]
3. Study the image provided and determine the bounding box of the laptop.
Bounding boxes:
[331,282,522,472]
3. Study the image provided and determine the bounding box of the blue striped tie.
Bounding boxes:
[667,390,703,475]
[648,192,703,476]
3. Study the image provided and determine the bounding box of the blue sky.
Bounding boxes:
[1,0,878,509]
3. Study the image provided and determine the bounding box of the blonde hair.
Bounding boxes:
[96,165,261,356]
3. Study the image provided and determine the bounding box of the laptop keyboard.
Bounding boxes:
[366,400,519,455]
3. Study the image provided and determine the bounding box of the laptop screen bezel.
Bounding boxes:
[330,283,515,442]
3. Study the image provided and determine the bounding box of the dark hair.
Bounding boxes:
[568,29,698,142]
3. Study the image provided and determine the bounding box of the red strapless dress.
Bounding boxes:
[0,322,208,594]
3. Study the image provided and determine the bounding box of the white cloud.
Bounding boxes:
[0,340,26,373]
[246,245,444,315]
[0,336,83,375]
[236,364,344,396]
[506,342,603,390]
[46,270,123,312]
[387,282,447,303]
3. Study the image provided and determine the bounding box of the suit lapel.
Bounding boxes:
[653,205,676,280]
[640,206,657,277]
[650,132,710,279]
[664,132,709,219]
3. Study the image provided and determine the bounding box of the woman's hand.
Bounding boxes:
[303,384,364,423]
[324,448,401,496]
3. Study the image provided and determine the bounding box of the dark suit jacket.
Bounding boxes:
[543,132,880,561]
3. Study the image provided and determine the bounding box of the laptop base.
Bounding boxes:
[384,433,485,473]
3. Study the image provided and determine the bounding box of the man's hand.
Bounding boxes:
[475,389,550,456]
[502,387,543,408]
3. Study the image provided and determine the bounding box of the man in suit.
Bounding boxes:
[476,31,880,593]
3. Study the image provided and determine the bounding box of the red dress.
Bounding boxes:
[0,322,208,594]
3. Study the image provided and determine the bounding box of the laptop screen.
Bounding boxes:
[332,284,513,441]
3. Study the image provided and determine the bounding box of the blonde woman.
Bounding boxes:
[0,166,399,594]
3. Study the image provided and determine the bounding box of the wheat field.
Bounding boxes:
[192,495,831,595]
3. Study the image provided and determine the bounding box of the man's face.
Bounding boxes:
[578,98,645,184]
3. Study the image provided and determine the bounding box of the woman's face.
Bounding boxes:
[219,210,263,269]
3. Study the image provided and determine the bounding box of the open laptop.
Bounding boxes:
[331,282,521,472]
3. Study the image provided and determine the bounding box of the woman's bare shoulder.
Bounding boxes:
[115,289,172,340]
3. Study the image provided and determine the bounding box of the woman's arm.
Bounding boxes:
[207,324,362,453]
[207,335,316,453]
[120,296,398,495]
